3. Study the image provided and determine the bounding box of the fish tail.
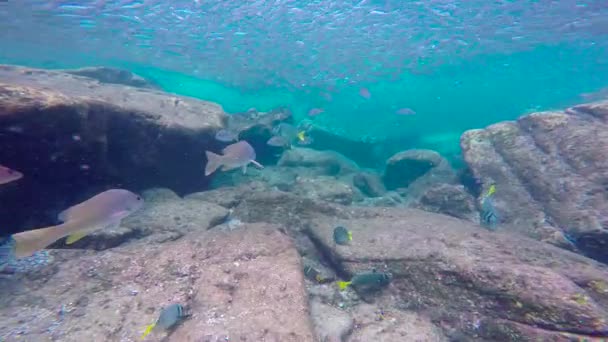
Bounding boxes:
[337,281,351,290]
[204,151,223,176]
[486,184,496,197]
[140,323,156,340]
[347,231,353,241]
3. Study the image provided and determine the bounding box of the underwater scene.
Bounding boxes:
[1,0,608,341]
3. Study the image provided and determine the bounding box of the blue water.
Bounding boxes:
[1,0,608,158]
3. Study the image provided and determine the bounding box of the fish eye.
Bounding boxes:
[136,196,142,201]
[7,170,13,174]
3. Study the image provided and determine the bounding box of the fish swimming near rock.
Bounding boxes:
[9,189,144,259]
[480,184,498,230]
[0,165,23,185]
[303,265,328,283]
[214,129,239,143]
[141,303,188,340]
[337,270,391,292]
[204,141,263,176]
[333,226,352,245]
[267,135,290,148]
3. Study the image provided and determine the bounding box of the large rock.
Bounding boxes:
[305,206,608,341]
[0,224,314,341]
[383,149,455,190]
[229,187,608,340]
[0,65,227,234]
[61,66,161,89]
[461,102,608,260]
[412,183,478,222]
[351,171,386,198]
[291,176,356,205]
[278,148,359,176]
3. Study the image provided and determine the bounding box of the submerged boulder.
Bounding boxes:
[220,188,608,341]
[352,171,386,197]
[383,149,453,190]
[61,66,161,89]
[412,183,478,222]
[305,206,608,341]
[0,65,228,234]
[461,102,608,260]
[278,148,359,176]
[0,224,314,341]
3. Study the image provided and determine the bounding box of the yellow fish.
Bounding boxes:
[141,323,156,340]
[337,280,352,290]
[485,184,496,197]
[297,131,306,142]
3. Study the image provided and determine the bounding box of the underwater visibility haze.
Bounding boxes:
[0,0,608,341]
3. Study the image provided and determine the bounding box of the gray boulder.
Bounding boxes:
[461,102,608,259]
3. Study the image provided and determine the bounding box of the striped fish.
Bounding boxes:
[480,196,498,230]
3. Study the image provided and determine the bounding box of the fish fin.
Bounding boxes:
[242,164,248,175]
[486,184,496,197]
[250,160,264,169]
[65,231,88,245]
[140,323,156,340]
[204,151,223,176]
[65,218,121,246]
[297,131,305,141]
[348,231,353,241]
[337,281,351,290]
[315,275,324,283]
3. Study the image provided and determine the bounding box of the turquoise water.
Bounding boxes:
[2,1,608,159]
[2,2,608,341]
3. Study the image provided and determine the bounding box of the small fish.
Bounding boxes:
[485,184,496,197]
[296,135,314,146]
[267,135,289,147]
[273,123,299,139]
[333,226,352,245]
[296,131,306,142]
[0,165,23,185]
[11,189,144,258]
[396,108,416,115]
[359,87,371,99]
[480,196,498,230]
[337,271,391,292]
[141,303,187,340]
[215,129,239,143]
[308,108,324,117]
[204,141,263,176]
[303,265,325,283]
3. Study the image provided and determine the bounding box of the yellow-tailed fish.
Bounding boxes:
[11,189,143,258]
[337,280,352,290]
[486,184,496,197]
[141,303,186,339]
[141,323,156,340]
[337,271,391,292]
[333,226,352,245]
[297,131,306,142]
